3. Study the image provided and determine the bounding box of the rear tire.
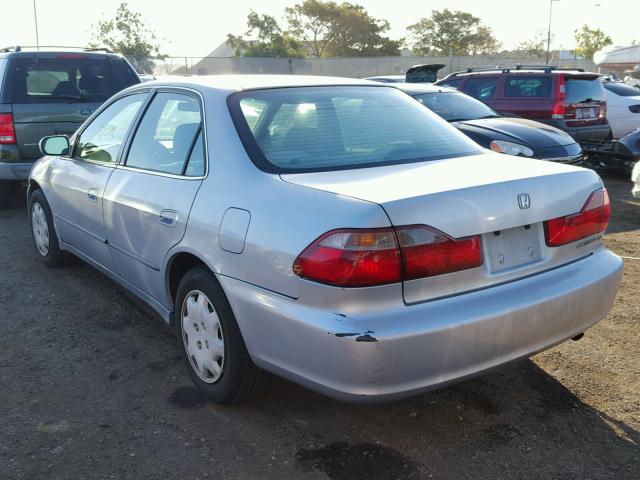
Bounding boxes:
[0,180,13,210]
[28,189,70,267]
[175,266,266,404]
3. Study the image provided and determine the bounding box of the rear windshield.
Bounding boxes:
[229,86,482,173]
[603,82,640,97]
[412,91,499,122]
[565,77,605,104]
[10,56,139,103]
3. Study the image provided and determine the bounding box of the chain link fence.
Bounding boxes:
[124,55,597,78]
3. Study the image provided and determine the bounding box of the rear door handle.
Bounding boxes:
[87,188,99,202]
[159,209,178,227]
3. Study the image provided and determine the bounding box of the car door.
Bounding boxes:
[48,92,148,271]
[103,89,206,302]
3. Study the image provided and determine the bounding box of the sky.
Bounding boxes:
[1,0,636,58]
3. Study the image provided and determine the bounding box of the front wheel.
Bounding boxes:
[28,189,69,267]
[175,266,266,404]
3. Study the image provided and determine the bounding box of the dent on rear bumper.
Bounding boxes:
[220,249,623,403]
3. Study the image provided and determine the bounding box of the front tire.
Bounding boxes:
[175,266,266,404]
[28,189,69,267]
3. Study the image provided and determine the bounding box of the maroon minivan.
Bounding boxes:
[435,66,611,142]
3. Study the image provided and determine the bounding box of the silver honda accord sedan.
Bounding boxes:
[28,75,623,404]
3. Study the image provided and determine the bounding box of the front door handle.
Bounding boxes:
[87,188,99,202]
[159,209,178,227]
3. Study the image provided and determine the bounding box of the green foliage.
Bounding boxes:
[230,1,402,58]
[90,2,165,73]
[408,9,501,56]
[227,11,306,58]
[573,25,612,60]
[321,2,402,57]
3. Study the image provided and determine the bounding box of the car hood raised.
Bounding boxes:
[454,117,576,148]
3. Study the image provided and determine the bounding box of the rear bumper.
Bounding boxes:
[0,161,33,180]
[221,249,623,403]
[541,120,611,142]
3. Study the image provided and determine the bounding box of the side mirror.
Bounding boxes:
[39,135,70,156]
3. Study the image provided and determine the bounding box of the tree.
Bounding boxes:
[90,2,165,73]
[323,3,402,57]
[408,9,501,56]
[512,30,553,58]
[573,25,612,60]
[285,0,338,57]
[227,11,306,58]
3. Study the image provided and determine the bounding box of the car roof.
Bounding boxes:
[440,69,601,81]
[137,74,382,93]
[0,49,124,60]
[393,83,458,95]
[364,75,406,82]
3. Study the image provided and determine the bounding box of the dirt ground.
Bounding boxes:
[0,173,638,480]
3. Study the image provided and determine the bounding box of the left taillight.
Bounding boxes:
[292,228,402,287]
[293,226,483,287]
[544,188,610,247]
[0,113,16,144]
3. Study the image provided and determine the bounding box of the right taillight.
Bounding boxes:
[544,188,610,247]
[552,76,566,119]
[0,113,16,144]
[293,225,483,287]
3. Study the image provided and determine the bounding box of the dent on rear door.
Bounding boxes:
[103,170,202,303]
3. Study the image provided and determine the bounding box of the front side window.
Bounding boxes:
[462,77,499,100]
[126,92,204,176]
[74,93,146,163]
[504,76,551,97]
[438,78,463,90]
[230,86,482,173]
[413,92,499,122]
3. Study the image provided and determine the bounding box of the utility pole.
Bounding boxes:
[546,0,558,65]
[33,0,40,49]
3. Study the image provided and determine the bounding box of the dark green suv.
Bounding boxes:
[0,47,140,208]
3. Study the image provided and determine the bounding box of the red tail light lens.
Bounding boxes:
[544,188,610,247]
[293,229,401,287]
[397,225,483,280]
[0,113,16,144]
[294,226,483,287]
[552,76,566,119]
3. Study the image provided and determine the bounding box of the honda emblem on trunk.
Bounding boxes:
[518,193,531,209]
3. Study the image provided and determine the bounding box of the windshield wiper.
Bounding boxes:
[479,114,501,119]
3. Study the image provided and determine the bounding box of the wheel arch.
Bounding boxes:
[165,251,216,318]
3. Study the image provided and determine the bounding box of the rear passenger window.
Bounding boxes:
[462,77,499,100]
[126,92,204,176]
[504,76,551,97]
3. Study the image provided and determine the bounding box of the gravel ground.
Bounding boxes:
[0,174,638,480]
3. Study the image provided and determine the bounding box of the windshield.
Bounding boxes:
[565,78,605,104]
[230,86,482,173]
[11,56,139,103]
[412,91,499,122]
[603,82,640,97]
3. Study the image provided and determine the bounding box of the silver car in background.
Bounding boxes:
[29,76,623,404]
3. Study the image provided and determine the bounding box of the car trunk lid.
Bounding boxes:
[282,152,605,302]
